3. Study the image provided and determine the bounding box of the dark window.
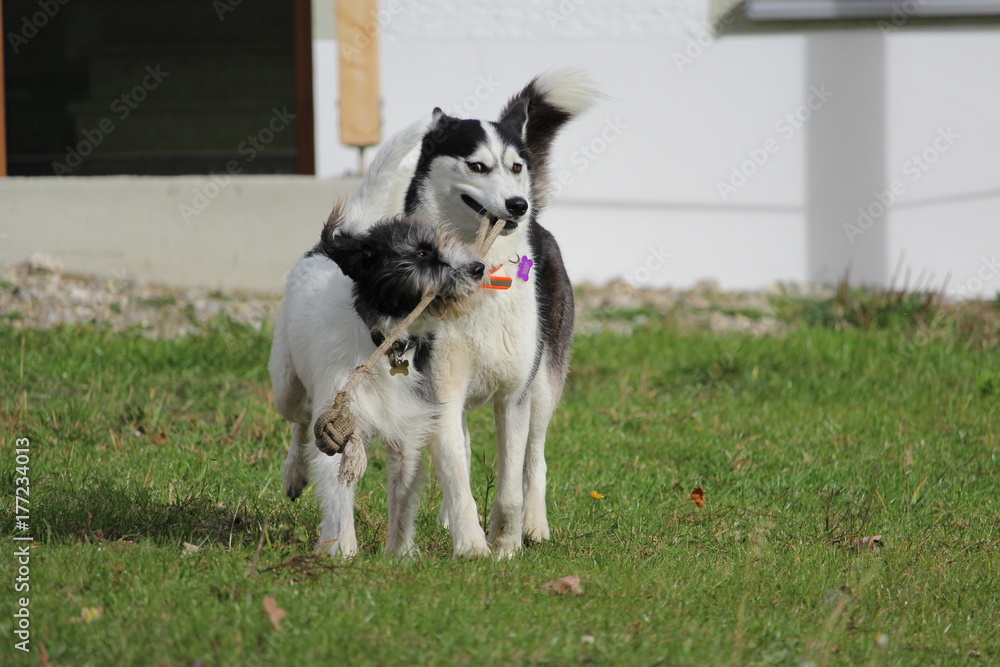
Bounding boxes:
[3,0,301,176]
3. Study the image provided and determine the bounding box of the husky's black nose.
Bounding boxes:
[468,262,486,279]
[505,197,529,218]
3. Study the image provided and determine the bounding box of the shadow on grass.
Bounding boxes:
[26,477,270,547]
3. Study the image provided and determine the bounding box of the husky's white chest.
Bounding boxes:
[433,264,539,403]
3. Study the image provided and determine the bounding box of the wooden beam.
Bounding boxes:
[337,0,381,149]
[0,0,8,177]
[293,0,315,175]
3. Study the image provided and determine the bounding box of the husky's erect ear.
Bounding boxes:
[428,107,451,130]
[422,107,463,159]
[321,231,372,284]
[498,100,529,141]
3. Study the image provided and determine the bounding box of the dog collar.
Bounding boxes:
[482,254,533,290]
[370,329,417,376]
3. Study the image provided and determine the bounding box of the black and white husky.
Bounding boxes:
[402,70,599,557]
[269,172,486,556]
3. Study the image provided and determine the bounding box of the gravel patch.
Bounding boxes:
[1,261,833,340]
[1,261,280,339]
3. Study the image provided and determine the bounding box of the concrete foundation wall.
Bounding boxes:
[0,176,358,293]
[2,1,998,298]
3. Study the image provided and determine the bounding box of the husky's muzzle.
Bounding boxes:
[461,195,522,233]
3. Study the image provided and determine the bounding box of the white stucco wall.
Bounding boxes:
[319,0,1000,297]
[3,1,997,297]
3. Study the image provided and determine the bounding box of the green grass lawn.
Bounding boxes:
[1,297,998,666]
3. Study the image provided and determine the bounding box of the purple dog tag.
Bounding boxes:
[517,255,534,281]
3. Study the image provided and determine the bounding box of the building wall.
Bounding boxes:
[3,1,998,297]
[315,0,1000,296]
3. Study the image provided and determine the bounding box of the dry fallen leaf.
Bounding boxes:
[81,607,103,623]
[855,535,884,553]
[590,491,605,499]
[263,596,287,631]
[690,486,706,508]
[182,541,200,556]
[153,431,168,445]
[540,575,583,596]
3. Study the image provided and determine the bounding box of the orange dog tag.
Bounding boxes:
[483,266,512,290]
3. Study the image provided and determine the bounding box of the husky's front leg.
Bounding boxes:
[523,369,562,542]
[488,391,532,557]
[437,410,471,530]
[430,403,489,557]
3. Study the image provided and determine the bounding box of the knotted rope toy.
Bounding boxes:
[313,216,507,484]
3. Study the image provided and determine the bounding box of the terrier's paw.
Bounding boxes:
[282,460,309,501]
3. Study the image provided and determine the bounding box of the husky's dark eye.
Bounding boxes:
[511,162,523,174]
[466,161,488,174]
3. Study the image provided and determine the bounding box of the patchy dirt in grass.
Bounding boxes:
[2,260,997,341]
[0,261,280,339]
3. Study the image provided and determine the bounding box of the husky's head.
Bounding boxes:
[404,104,532,241]
[316,212,487,332]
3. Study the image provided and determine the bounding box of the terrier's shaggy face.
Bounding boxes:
[314,214,486,330]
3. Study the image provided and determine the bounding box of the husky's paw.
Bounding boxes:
[315,533,358,559]
[522,509,551,543]
[488,530,523,559]
[488,503,524,556]
[385,542,421,559]
[452,534,490,558]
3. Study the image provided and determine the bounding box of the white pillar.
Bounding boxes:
[806,31,888,286]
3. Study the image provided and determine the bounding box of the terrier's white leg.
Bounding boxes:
[386,442,425,557]
[488,391,532,557]
[310,447,359,558]
[282,422,310,500]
